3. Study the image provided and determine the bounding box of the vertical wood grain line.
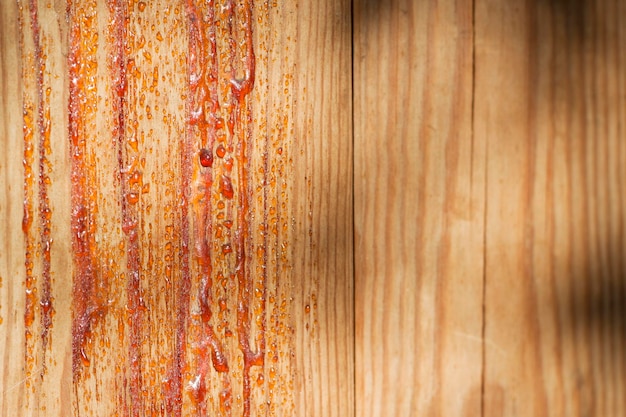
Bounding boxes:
[0,1,23,413]
[472,0,486,414]
[526,4,548,414]
[350,1,356,415]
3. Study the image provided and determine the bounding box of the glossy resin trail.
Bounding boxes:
[17,0,297,415]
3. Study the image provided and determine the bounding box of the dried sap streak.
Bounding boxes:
[24,0,54,368]
[19,1,37,381]
[183,1,231,415]
[165,2,197,416]
[181,0,264,416]
[68,1,100,377]
[229,2,266,417]
[109,1,143,415]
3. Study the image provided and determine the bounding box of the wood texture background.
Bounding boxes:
[355,0,626,416]
[2,0,626,416]
[477,0,626,415]
[354,0,483,416]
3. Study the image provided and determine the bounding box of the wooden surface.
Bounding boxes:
[355,0,626,416]
[354,0,483,416]
[3,0,626,416]
[477,0,626,415]
[0,0,352,416]
[1,2,26,415]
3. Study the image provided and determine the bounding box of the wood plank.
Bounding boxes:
[6,0,626,415]
[353,0,484,416]
[0,0,353,415]
[0,1,28,415]
[475,0,626,415]
[291,1,353,416]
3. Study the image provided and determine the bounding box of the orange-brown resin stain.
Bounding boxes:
[19,3,37,384]
[20,0,293,415]
[67,0,102,379]
[172,1,228,415]
[227,3,266,417]
[175,1,265,416]
[20,0,54,382]
[29,0,54,362]
[108,1,146,415]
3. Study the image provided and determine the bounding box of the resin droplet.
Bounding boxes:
[199,148,213,167]
[212,349,229,373]
[216,144,226,158]
[223,157,233,172]
[127,192,139,204]
[219,175,234,199]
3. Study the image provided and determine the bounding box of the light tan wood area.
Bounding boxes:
[354,0,483,416]
[476,0,626,415]
[355,0,626,416]
[2,0,626,416]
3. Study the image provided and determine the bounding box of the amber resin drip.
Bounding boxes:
[17,0,289,413]
[183,1,232,415]
[27,0,54,365]
[67,0,105,383]
[108,1,143,414]
[229,2,265,417]
[19,2,37,380]
[68,2,98,379]
[164,1,196,413]
[173,0,264,415]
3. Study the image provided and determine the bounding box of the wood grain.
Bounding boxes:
[1,2,28,415]
[291,1,353,416]
[5,0,626,416]
[354,0,484,416]
[355,0,626,416]
[0,0,352,416]
[476,0,626,415]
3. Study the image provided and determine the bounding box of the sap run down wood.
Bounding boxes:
[1,1,352,416]
[2,0,626,416]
